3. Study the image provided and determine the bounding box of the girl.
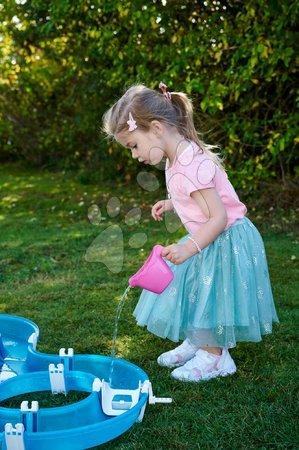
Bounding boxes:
[103,82,279,382]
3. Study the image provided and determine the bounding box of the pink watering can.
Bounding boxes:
[128,245,174,294]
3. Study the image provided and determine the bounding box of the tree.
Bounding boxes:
[0,0,298,187]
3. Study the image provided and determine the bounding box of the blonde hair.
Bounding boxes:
[102,83,224,169]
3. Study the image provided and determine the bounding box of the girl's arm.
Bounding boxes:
[152,199,173,221]
[184,188,227,256]
[162,188,227,264]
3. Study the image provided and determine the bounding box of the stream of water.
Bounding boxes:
[108,285,132,385]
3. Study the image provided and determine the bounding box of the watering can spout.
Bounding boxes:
[128,245,174,294]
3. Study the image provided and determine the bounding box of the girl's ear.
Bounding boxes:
[150,120,164,137]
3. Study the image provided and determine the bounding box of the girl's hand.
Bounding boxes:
[162,243,194,265]
[152,199,173,221]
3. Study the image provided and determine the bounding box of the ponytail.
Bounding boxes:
[170,91,224,169]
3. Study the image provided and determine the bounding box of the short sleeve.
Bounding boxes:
[181,157,216,196]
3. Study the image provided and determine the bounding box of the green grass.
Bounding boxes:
[0,163,298,449]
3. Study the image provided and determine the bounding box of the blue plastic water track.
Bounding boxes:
[0,314,171,450]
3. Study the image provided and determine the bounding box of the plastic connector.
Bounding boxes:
[100,380,141,416]
[20,401,39,412]
[59,348,74,371]
[28,332,38,350]
[59,348,74,357]
[49,363,66,395]
[92,378,102,392]
[20,401,39,432]
[5,423,25,450]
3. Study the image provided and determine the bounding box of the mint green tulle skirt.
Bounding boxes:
[133,217,279,348]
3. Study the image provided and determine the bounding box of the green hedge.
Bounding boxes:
[0,0,298,188]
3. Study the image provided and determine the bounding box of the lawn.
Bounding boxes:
[0,163,298,449]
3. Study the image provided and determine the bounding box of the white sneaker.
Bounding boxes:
[157,339,198,368]
[171,348,237,382]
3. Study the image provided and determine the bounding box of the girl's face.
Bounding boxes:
[116,128,165,166]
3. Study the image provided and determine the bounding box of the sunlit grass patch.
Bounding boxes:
[0,164,298,449]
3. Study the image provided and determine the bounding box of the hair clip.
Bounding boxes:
[159,81,171,100]
[127,112,137,132]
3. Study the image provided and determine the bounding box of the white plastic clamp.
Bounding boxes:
[59,348,74,371]
[20,401,39,432]
[92,378,172,423]
[28,332,38,350]
[5,423,25,450]
[92,378,102,392]
[100,380,141,417]
[20,401,39,412]
[59,348,74,357]
[49,363,66,395]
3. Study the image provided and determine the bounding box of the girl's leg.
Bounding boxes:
[200,346,222,356]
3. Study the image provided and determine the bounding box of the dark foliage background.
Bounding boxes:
[0,0,298,188]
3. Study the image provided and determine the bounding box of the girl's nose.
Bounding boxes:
[132,150,138,159]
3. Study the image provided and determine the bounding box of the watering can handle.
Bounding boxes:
[153,244,164,258]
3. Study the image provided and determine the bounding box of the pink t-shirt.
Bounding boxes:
[165,141,247,234]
